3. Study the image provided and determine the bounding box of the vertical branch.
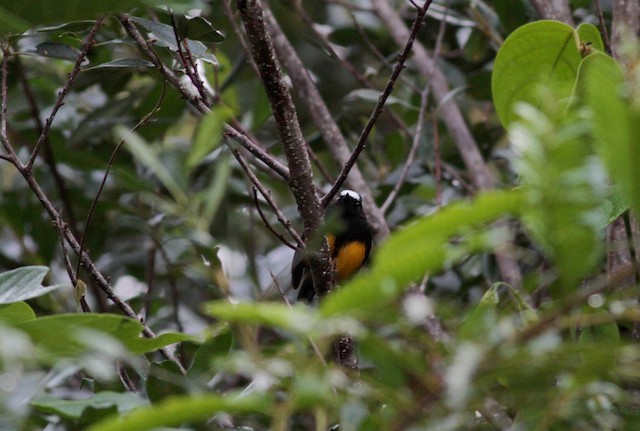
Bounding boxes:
[528,0,574,25]
[264,4,390,237]
[236,0,333,298]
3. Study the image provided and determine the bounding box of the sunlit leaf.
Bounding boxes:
[322,190,525,317]
[492,20,603,127]
[0,266,67,304]
[88,393,272,431]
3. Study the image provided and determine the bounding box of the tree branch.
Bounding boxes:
[236,0,333,299]
[264,4,390,239]
[322,0,435,208]
[371,0,522,289]
[528,0,574,25]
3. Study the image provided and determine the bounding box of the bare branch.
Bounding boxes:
[595,0,612,55]
[372,0,522,289]
[380,86,428,214]
[26,18,103,171]
[251,188,298,251]
[232,147,304,248]
[323,0,435,207]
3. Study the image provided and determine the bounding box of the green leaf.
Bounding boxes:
[23,42,84,62]
[492,20,603,127]
[32,391,147,420]
[0,266,67,304]
[84,58,155,70]
[576,23,605,53]
[205,301,318,334]
[509,100,606,291]
[16,313,194,357]
[128,331,196,354]
[129,16,217,65]
[321,190,525,317]
[0,302,36,324]
[188,106,234,168]
[173,15,225,43]
[88,393,272,431]
[580,53,640,217]
[116,126,189,207]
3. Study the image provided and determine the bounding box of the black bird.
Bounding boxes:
[291,190,373,302]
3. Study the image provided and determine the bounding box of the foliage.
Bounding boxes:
[1,1,640,430]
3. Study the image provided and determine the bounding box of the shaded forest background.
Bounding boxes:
[1,0,640,430]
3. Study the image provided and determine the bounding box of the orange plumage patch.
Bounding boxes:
[333,241,367,281]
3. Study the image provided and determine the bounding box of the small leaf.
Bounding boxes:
[84,58,154,70]
[177,16,225,43]
[188,106,234,168]
[24,42,85,62]
[116,126,189,207]
[129,15,217,65]
[36,20,97,33]
[0,266,67,304]
[492,20,604,127]
[205,301,318,334]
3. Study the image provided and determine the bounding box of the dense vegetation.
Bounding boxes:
[1,0,640,429]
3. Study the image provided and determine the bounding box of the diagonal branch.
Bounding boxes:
[26,18,103,171]
[322,0,434,208]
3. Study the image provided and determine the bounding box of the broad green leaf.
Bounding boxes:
[198,154,232,226]
[16,313,191,357]
[146,361,187,402]
[188,329,233,378]
[32,392,147,420]
[88,393,272,431]
[188,106,234,168]
[205,301,318,334]
[492,20,603,127]
[0,266,67,304]
[580,53,640,217]
[0,302,36,324]
[322,190,525,317]
[509,100,606,291]
[116,126,188,207]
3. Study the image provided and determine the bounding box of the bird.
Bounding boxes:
[291,190,373,302]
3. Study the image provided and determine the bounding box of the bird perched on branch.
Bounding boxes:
[292,190,373,302]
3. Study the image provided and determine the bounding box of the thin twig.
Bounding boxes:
[432,114,442,207]
[232,147,303,247]
[26,18,103,171]
[74,80,166,278]
[170,14,211,105]
[380,85,427,214]
[594,0,612,55]
[17,57,78,228]
[252,188,298,251]
[322,0,435,207]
